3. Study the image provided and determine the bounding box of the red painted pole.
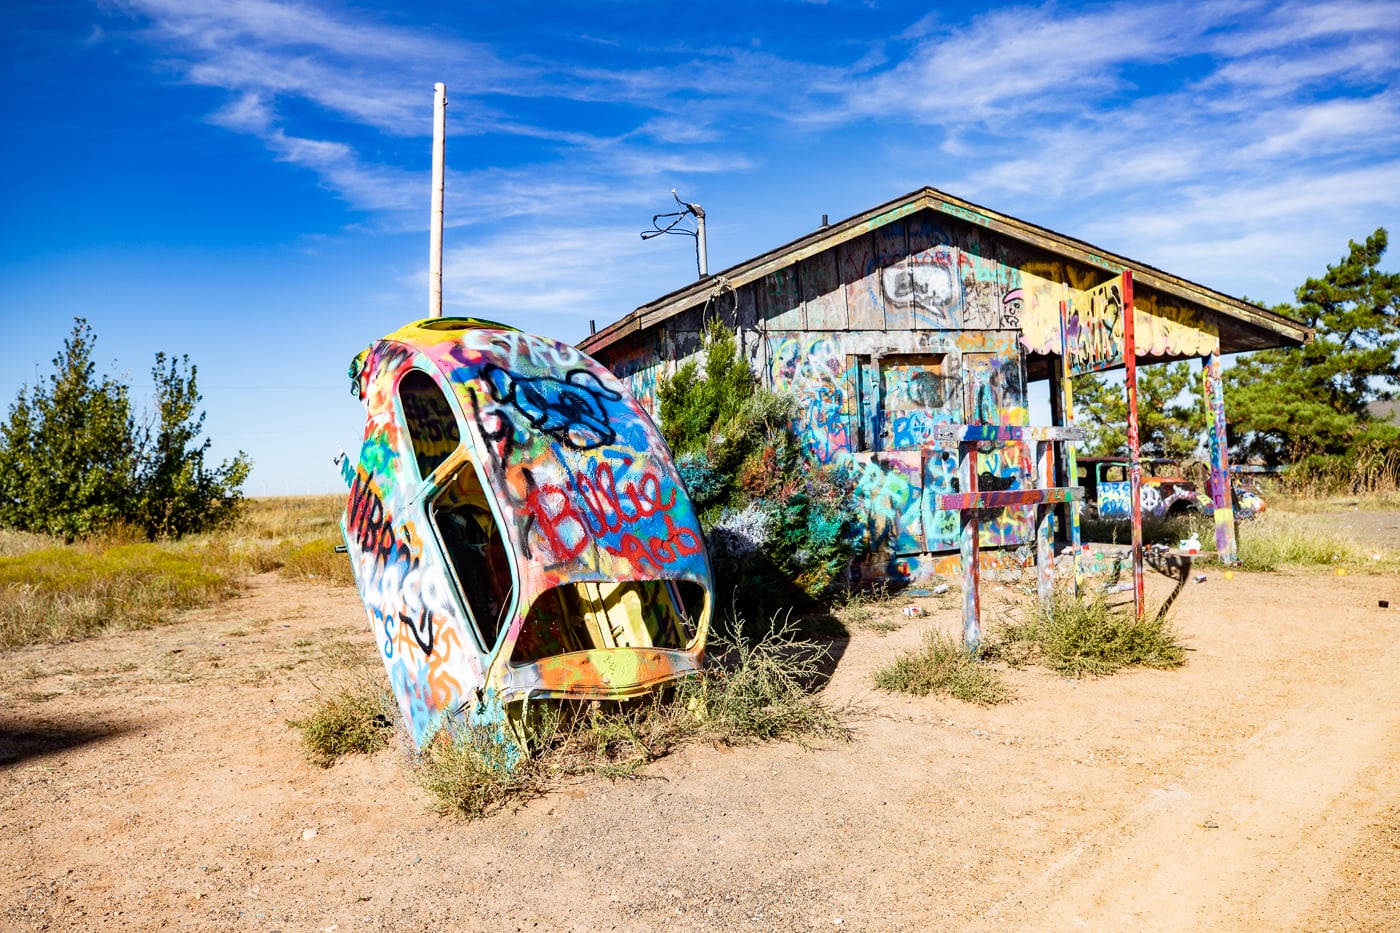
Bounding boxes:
[1122,271,1144,618]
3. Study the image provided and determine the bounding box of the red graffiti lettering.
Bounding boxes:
[524,483,589,562]
[575,461,677,536]
[614,513,705,571]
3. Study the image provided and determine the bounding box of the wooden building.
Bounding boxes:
[578,187,1310,584]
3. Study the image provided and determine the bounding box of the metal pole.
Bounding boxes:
[694,205,708,277]
[429,82,447,318]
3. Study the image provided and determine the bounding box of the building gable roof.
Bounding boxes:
[579,185,1311,357]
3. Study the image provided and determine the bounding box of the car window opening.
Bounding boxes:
[399,368,461,479]
[512,579,704,664]
[432,464,515,651]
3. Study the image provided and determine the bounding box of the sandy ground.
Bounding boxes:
[2,545,1399,932]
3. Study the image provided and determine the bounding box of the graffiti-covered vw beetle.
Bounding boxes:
[339,318,713,750]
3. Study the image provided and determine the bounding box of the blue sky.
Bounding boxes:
[2,0,1397,495]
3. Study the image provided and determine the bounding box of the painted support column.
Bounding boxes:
[958,440,981,652]
[1122,272,1145,619]
[1035,439,1055,609]
[1202,350,1238,564]
[1057,300,1083,596]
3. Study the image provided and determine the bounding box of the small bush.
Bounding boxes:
[417,722,548,818]
[657,321,864,621]
[988,592,1185,677]
[688,617,848,744]
[289,680,394,768]
[873,630,1014,705]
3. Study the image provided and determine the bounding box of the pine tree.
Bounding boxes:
[1071,362,1205,459]
[1225,229,1400,466]
[0,319,138,538]
[132,353,251,538]
[0,318,251,539]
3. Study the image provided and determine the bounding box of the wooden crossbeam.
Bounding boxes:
[929,424,1086,447]
[932,425,1083,653]
[936,487,1082,511]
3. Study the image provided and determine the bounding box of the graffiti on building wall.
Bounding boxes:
[849,452,924,556]
[957,248,1022,331]
[1015,270,1067,354]
[1132,297,1220,358]
[881,355,961,449]
[881,246,961,328]
[768,334,855,466]
[1020,266,1220,362]
[611,343,665,412]
[1064,274,1127,376]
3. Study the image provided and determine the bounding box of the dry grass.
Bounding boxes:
[409,616,850,820]
[873,630,1015,705]
[0,542,243,648]
[986,591,1186,677]
[1232,511,1399,572]
[0,495,351,648]
[288,676,395,768]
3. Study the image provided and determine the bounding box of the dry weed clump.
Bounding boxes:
[987,591,1186,678]
[873,630,1015,705]
[317,616,851,820]
[288,678,395,768]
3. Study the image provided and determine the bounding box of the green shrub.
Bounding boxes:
[289,680,394,768]
[988,591,1185,677]
[658,321,863,622]
[873,630,1014,705]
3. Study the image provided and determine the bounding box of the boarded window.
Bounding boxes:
[878,354,961,450]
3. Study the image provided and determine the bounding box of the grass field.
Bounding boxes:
[0,495,349,649]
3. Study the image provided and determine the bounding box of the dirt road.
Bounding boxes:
[2,559,1398,931]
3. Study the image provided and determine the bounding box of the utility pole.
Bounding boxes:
[641,190,708,279]
[428,82,447,318]
[689,198,708,277]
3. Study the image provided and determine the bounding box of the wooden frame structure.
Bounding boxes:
[931,424,1085,651]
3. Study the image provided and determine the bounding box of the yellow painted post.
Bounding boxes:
[1202,350,1238,564]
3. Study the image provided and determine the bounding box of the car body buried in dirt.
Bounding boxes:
[1077,457,1266,522]
[338,318,714,751]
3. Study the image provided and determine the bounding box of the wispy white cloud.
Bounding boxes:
[440,225,662,321]
[109,0,1400,307]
